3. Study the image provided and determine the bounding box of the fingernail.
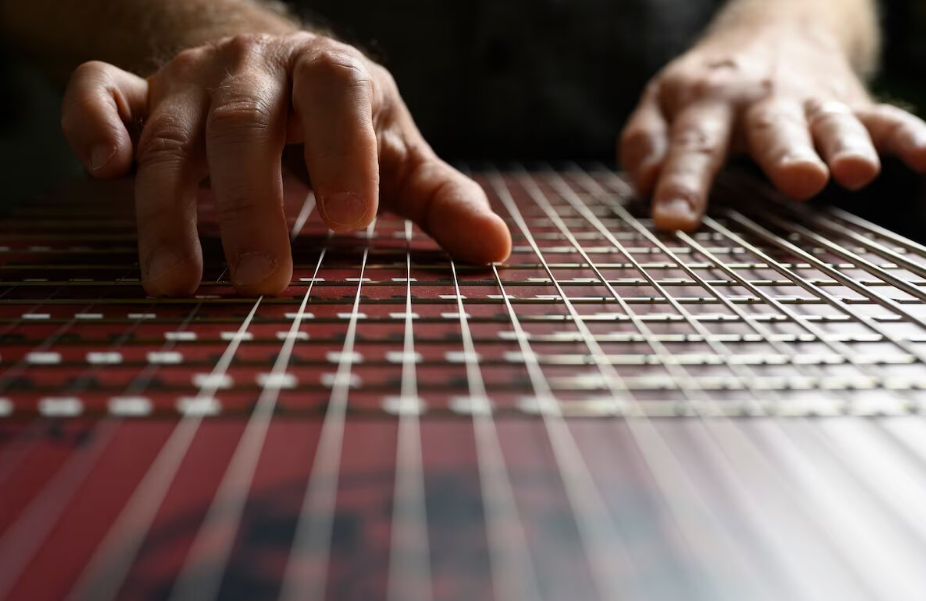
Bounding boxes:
[146,247,185,283]
[89,145,116,171]
[233,252,277,287]
[659,198,696,219]
[321,192,366,228]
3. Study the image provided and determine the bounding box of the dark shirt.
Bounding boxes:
[292,0,722,159]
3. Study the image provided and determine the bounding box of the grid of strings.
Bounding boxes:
[2,167,926,601]
[2,166,926,418]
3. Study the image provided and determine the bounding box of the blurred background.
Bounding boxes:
[0,0,923,208]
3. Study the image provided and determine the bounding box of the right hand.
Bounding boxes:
[61,32,512,296]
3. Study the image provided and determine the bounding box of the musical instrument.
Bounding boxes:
[2,166,926,601]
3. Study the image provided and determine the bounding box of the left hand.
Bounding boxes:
[620,27,926,231]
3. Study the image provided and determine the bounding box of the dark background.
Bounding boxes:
[0,0,923,220]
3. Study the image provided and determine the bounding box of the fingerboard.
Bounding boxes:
[1,166,926,601]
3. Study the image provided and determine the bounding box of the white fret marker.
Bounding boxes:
[298,277,325,282]
[147,351,183,364]
[109,396,153,417]
[192,373,233,389]
[389,312,419,320]
[439,294,464,300]
[220,331,253,342]
[326,351,362,364]
[39,397,82,417]
[22,313,50,320]
[276,331,309,341]
[87,352,122,365]
[441,312,470,319]
[177,397,222,416]
[128,313,156,319]
[165,331,196,341]
[383,396,427,415]
[391,277,417,282]
[321,373,361,388]
[386,351,423,364]
[337,312,367,320]
[0,399,12,417]
[285,312,314,320]
[75,313,103,320]
[27,352,61,365]
[449,396,492,415]
[445,351,481,363]
[257,373,297,389]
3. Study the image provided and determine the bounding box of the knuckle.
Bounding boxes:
[673,127,717,154]
[215,192,261,223]
[220,33,272,58]
[136,118,196,167]
[166,47,209,79]
[297,47,372,89]
[71,60,109,83]
[208,96,274,138]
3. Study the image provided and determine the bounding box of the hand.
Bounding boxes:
[61,33,512,296]
[620,28,926,231]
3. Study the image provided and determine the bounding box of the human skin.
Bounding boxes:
[3,0,926,295]
[0,0,513,296]
[621,0,926,231]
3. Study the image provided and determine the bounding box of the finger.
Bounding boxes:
[807,99,881,190]
[619,84,669,197]
[856,103,926,172]
[134,90,208,297]
[652,102,734,232]
[61,61,147,178]
[292,45,379,232]
[206,58,292,295]
[387,152,511,264]
[745,99,829,201]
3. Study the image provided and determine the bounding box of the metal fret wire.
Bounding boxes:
[589,168,926,596]
[65,193,317,601]
[489,259,643,601]
[721,212,926,364]
[547,168,864,599]
[447,256,543,601]
[516,167,798,598]
[385,219,432,601]
[0,264,146,599]
[491,170,759,600]
[567,167,917,599]
[722,174,926,281]
[65,298,263,601]
[278,221,374,601]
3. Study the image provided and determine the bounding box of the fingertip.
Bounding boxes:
[142,248,203,297]
[773,155,830,201]
[830,151,881,191]
[318,191,377,232]
[652,198,701,232]
[426,185,512,265]
[230,252,294,296]
[86,141,134,179]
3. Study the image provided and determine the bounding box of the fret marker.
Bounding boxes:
[276,331,309,341]
[382,396,426,415]
[147,351,183,364]
[39,397,83,417]
[192,373,233,389]
[0,398,11,417]
[108,396,153,417]
[165,331,196,341]
[220,331,254,342]
[177,396,222,416]
[27,352,61,365]
[257,373,298,389]
[87,352,123,365]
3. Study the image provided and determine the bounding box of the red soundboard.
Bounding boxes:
[2,166,926,601]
